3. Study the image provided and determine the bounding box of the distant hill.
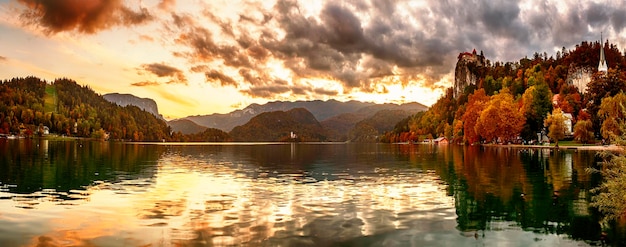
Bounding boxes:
[229,108,327,142]
[168,119,207,135]
[320,113,363,141]
[321,102,427,141]
[0,77,170,141]
[185,100,428,132]
[103,93,163,119]
[348,109,414,142]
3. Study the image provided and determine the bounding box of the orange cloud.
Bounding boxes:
[131,81,160,87]
[158,0,176,11]
[139,63,188,85]
[18,0,153,34]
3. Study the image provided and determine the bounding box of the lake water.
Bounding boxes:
[0,139,622,246]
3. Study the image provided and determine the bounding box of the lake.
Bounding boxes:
[0,139,622,246]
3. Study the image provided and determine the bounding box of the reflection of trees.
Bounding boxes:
[0,140,162,201]
[439,146,603,241]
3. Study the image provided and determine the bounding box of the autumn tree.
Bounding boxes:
[520,82,553,140]
[573,120,594,144]
[544,108,568,147]
[586,68,626,135]
[475,89,525,143]
[462,89,490,144]
[598,93,626,143]
[556,84,583,117]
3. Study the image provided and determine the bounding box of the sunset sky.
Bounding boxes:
[1,0,625,119]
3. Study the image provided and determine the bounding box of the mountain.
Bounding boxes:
[168,119,207,135]
[229,108,327,142]
[0,77,170,141]
[185,100,428,132]
[348,109,414,142]
[321,102,427,141]
[103,93,163,119]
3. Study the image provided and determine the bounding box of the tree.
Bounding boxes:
[586,68,626,135]
[519,82,553,141]
[573,120,594,144]
[598,93,626,143]
[544,108,567,147]
[590,151,626,224]
[475,89,525,143]
[462,89,490,144]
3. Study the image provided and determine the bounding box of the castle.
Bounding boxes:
[453,49,485,98]
[454,37,608,98]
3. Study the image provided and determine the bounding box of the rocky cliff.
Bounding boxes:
[103,93,163,120]
[454,50,485,98]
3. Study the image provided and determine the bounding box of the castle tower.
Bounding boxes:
[598,33,608,72]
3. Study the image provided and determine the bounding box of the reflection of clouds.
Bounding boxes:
[0,145,599,246]
[152,153,456,246]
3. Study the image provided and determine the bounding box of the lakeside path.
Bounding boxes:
[482,143,623,152]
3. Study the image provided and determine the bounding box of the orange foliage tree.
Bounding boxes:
[462,89,490,144]
[475,89,525,143]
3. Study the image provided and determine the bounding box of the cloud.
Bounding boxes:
[204,70,237,87]
[131,81,160,87]
[17,0,153,34]
[138,34,154,42]
[139,63,187,85]
[0,56,6,61]
[158,0,176,11]
[50,0,626,102]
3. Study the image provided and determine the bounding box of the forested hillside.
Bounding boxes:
[229,108,327,142]
[0,77,171,141]
[383,40,626,144]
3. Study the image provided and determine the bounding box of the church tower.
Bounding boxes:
[598,33,608,72]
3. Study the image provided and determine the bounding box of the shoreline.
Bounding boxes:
[481,143,623,151]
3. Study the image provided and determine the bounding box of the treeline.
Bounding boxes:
[382,40,626,144]
[0,77,230,142]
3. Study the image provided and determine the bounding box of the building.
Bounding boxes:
[598,34,608,73]
[567,35,608,93]
[433,137,449,144]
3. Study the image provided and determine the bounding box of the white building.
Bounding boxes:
[598,35,608,73]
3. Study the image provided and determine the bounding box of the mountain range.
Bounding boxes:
[104,93,429,142]
[182,100,427,132]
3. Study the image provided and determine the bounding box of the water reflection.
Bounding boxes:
[0,141,615,246]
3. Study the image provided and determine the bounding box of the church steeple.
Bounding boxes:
[598,32,608,72]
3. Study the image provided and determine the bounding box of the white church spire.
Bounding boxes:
[598,32,608,72]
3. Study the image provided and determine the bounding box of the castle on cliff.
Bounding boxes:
[454,37,608,97]
[453,49,485,98]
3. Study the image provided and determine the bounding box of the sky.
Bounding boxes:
[1,0,626,119]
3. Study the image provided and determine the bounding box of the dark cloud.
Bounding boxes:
[314,87,339,96]
[131,81,160,87]
[172,14,253,68]
[205,70,237,87]
[0,56,6,61]
[190,65,208,73]
[18,0,153,34]
[139,63,187,85]
[162,0,626,101]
